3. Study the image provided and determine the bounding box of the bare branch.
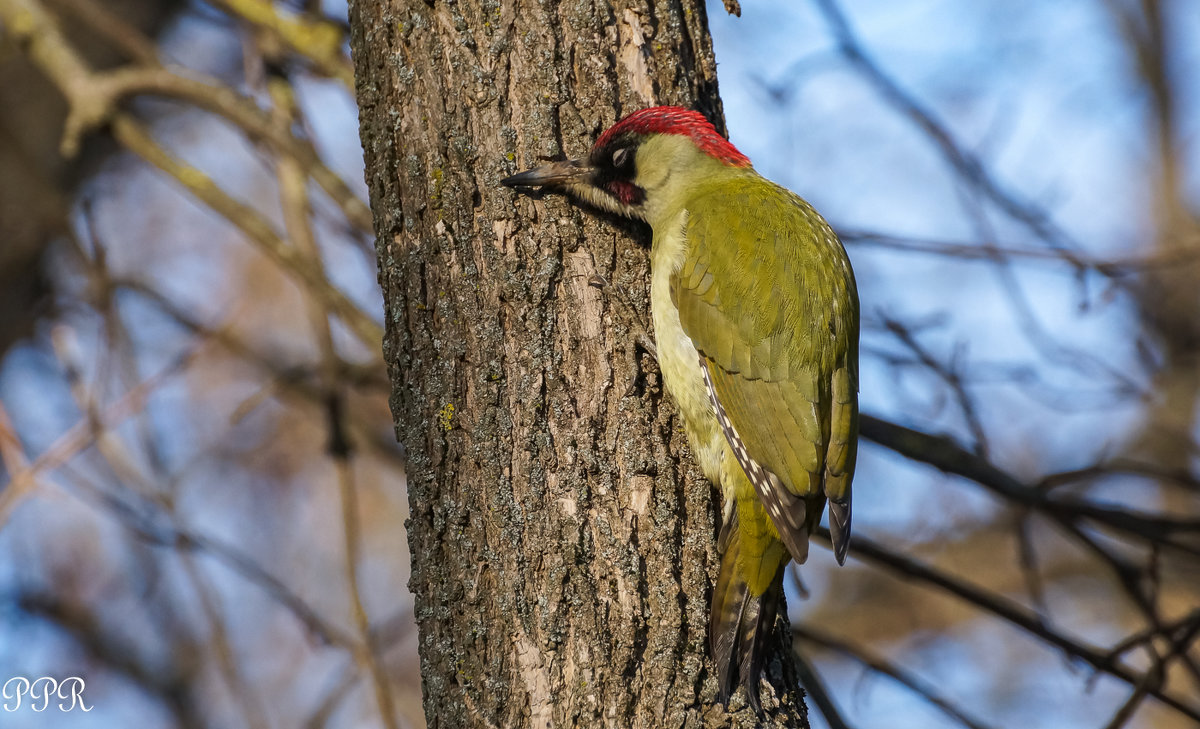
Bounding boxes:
[859,415,1200,555]
[814,526,1200,723]
[811,0,1091,266]
[208,0,352,87]
[880,316,989,457]
[794,623,1000,729]
[791,648,853,729]
[0,0,382,350]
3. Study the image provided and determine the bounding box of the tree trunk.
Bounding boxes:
[347,1,808,726]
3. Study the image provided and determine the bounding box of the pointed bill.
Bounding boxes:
[501,159,594,188]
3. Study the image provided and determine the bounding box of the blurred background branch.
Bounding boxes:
[0,0,413,726]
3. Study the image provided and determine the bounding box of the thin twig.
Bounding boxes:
[87,66,372,232]
[839,228,1200,274]
[209,0,353,87]
[43,0,160,64]
[859,415,1200,556]
[880,316,989,457]
[814,527,1200,723]
[69,476,361,650]
[110,115,382,348]
[791,648,853,729]
[16,591,206,729]
[0,345,198,531]
[52,321,270,729]
[793,623,1000,729]
[268,71,400,729]
[0,0,381,349]
[812,0,1090,266]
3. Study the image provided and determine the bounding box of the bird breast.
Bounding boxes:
[649,209,725,486]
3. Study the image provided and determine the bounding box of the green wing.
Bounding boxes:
[672,177,859,564]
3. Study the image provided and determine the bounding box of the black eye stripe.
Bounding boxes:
[589,138,643,207]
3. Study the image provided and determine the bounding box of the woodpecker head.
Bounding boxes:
[501,106,751,224]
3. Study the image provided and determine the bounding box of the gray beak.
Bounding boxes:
[501,158,594,188]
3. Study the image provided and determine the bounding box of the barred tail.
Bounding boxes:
[710,513,788,713]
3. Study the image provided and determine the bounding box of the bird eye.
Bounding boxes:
[612,147,632,169]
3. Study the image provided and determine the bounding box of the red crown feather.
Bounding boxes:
[594,106,751,168]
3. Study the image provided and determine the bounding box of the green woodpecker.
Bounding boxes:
[502,106,859,710]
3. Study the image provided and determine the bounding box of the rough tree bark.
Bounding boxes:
[348,1,808,726]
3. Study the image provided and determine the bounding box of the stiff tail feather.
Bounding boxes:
[828,496,851,565]
[710,517,787,712]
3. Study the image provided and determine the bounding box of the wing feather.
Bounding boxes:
[672,179,859,563]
